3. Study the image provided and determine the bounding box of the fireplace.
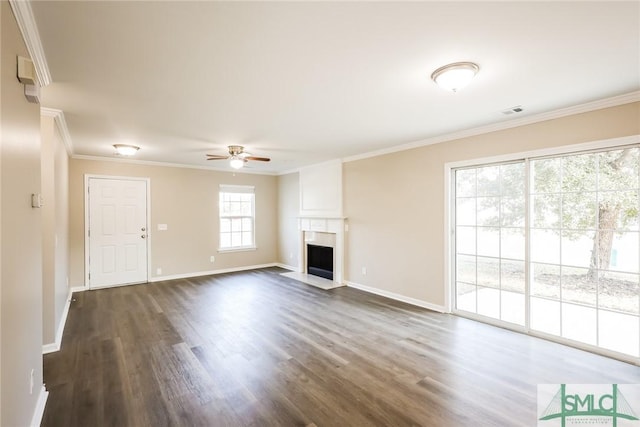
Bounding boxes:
[279,218,345,290]
[307,244,334,280]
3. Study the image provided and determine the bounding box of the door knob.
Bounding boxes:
[141,227,146,231]
[141,235,146,239]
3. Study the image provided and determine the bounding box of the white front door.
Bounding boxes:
[88,177,148,288]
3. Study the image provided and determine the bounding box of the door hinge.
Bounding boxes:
[88,229,90,237]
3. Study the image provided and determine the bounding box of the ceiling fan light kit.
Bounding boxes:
[206,145,271,169]
[431,62,479,92]
[229,156,245,169]
[113,144,140,156]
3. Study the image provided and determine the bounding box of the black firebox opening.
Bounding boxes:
[307,244,334,280]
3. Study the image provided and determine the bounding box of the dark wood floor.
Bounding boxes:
[42,267,639,427]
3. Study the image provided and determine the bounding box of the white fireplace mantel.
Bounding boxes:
[298,217,347,287]
[285,160,346,289]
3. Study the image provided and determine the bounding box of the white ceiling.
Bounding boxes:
[31,1,640,174]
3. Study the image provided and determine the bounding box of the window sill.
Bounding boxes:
[217,246,257,253]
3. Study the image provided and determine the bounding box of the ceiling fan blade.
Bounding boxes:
[244,156,271,162]
[206,154,229,160]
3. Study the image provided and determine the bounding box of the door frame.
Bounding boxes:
[84,174,151,289]
[444,134,640,366]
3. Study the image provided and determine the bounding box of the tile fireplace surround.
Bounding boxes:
[281,217,346,290]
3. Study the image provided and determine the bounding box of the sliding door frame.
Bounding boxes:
[444,134,640,365]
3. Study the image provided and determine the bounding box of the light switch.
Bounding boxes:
[157,224,168,231]
[31,193,43,208]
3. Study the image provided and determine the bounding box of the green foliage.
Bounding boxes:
[532,148,639,237]
[455,147,638,237]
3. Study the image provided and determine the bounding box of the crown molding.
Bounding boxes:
[71,155,278,176]
[342,91,640,164]
[276,168,301,176]
[41,108,73,155]
[9,0,51,87]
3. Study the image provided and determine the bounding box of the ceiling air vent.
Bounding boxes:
[502,105,524,115]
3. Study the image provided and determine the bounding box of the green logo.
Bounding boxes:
[539,384,639,427]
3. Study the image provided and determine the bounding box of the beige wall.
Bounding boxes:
[41,115,70,346]
[343,102,640,308]
[41,116,55,344]
[277,172,300,269]
[69,159,278,286]
[1,1,44,425]
[54,123,69,339]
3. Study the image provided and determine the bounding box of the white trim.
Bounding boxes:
[345,281,446,313]
[443,165,453,313]
[40,108,74,155]
[70,285,88,293]
[8,0,51,87]
[42,289,73,354]
[67,92,638,175]
[72,154,278,176]
[343,91,640,165]
[89,280,147,291]
[298,159,343,218]
[29,385,49,427]
[276,167,301,177]
[217,246,257,253]
[275,263,298,271]
[446,134,640,170]
[84,175,151,290]
[219,184,255,193]
[42,343,58,354]
[445,134,640,365]
[454,309,638,366]
[529,330,640,367]
[148,263,279,282]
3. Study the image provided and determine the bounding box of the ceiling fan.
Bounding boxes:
[206,145,271,169]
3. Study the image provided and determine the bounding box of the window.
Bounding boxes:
[451,143,640,362]
[219,185,255,250]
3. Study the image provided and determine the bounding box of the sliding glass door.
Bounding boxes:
[454,162,526,326]
[453,145,640,361]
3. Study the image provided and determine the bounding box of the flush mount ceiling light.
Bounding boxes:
[229,156,245,169]
[113,144,140,156]
[431,62,479,92]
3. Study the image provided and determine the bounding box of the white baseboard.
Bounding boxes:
[70,285,87,293]
[148,263,279,283]
[42,288,73,354]
[345,281,446,313]
[275,263,298,271]
[30,385,48,427]
[42,343,58,354]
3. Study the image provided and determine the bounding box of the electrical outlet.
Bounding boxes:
[362,267,367,275]
[156,268,162,275]
[289,252,293,260]
[210,256,215,263]
[30,369,34,395]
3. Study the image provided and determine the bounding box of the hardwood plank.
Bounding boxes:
[42,267,640,426]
